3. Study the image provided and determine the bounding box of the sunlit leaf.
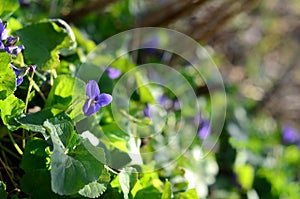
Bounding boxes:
[44,116,106,195]
[17,20,76,70]
[0,94,25,130]
[0,0,19,19]
[0,52,15,100]
[119,167,138,199]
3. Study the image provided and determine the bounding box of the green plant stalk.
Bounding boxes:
[28,75,46,102]
[7,131,23,155]
[22,70,36,149]
[0,144,21,160]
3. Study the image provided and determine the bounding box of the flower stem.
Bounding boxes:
[7,131,23,155]
[28,75,46,102]
[24,70,35,113]
[22,69,36,149]
[104,165,120,174]
[120,109,143,123]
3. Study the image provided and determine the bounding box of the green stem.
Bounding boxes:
[7,131,23,155]
[104,165,120,174]
[0,144,21,160]
[28,75,46,102]
[24,70,35,113]
[120,109,143,123]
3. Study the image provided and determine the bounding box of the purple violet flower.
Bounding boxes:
[195,114,211,139]
[0,20,8,41]
[10,64,25,86]
[198,120,211,139]
[105,66,121,79]
[282,125,299,144]
[0,20,24,56]
[4,45,25,56]
[10,64,36,86]
[83,80,112,116]
[144,104,151,118]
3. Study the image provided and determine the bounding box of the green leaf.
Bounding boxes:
[44,114,76,148]
[50,140,105,195]
[134,186,162,199]
[162,180,172,199]
[0,181,7,199]
[21,170,64,199]
[20,138,51,172]
[101,123,130,152]
[20,139,62,199]
[78,181,107,198]
[17,108,54,135]
[0,0,19,19]
[135,72,155,103]
[0,52,15,100]
[119,167,138,199]
[50,19,77,56]
[45,75,85,121]
[0,94,25,130]
[234,164,254,191]
[177,188,198,199]
[16,20,76,70]
[44,116,106,195]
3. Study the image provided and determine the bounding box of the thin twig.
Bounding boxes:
[190,0,259,42]
[137,0,209,27]
[28,75,46,102]
[0,144,21,160]
[7,131,23,155]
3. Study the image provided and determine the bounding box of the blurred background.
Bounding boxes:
[20,0,300,128]
[12,0,300,198]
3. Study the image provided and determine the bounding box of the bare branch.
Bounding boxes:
[64,0,120,22]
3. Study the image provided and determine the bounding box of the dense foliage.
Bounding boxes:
[0,0,299,199]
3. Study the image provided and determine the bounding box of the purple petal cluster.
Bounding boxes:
[1,19,28,86]
[0,20,24,56]
[83,80,112,116]
[143,104,151,118]
[10,64,36,86]
[158,94,180,111]
[281,125,300,147]
[105,66,121,79]
[195,114,211,139]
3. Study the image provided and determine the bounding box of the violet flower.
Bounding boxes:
[83,80,112,116]
[195,114,211,139]
[158,94,180,111]
[10,64,36,86]
[105,66,121,79]
[198,120,211,139]
[144,104,151,118]
[0,20,8,41]
[282,125,299,144]
[0,20,24,56]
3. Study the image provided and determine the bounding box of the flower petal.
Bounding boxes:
[86,80,100,99]
[96,93,112,107]
[0,20,8,41]
[83,99,101,116]
[144,104,151,118]
[16,77,23,86]
[5,45,24,56]
[198,120,211,139]
[105,66,121,79]
[282,125,299,144]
